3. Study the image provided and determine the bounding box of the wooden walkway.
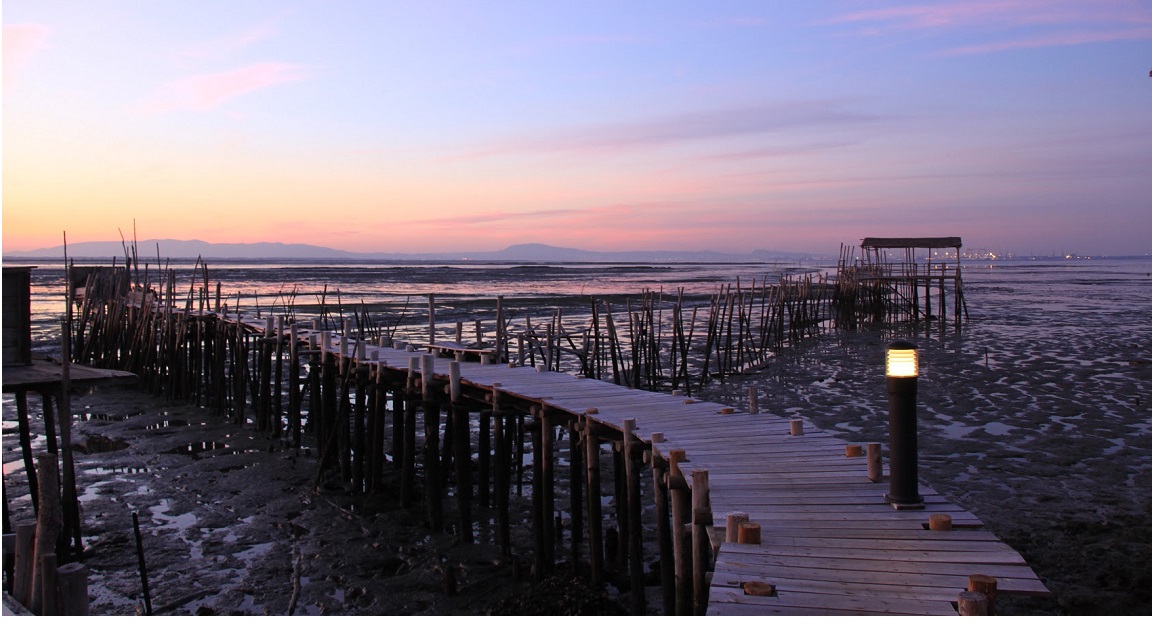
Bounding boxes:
[307,331,1048,616]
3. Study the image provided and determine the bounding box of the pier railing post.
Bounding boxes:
[691,468,712,616]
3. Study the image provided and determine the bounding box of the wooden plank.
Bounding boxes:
[707,587,958,615]
[711,562,1049,596]
[717,543,1027,566]
[715,533,1020,553]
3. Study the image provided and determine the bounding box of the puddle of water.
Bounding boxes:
[145,418,194,431]
[83,465,148,476]
[74,410,148,422]
[982,421,1014,436]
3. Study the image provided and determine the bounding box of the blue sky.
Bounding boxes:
[4,1,1151,256]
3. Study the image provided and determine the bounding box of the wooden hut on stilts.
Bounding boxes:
[834,237,968,327]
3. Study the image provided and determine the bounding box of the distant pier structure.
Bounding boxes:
[833,237,968,327]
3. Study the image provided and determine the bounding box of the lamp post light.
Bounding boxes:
[885,340,923,509]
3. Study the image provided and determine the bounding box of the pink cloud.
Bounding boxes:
[141,62,308,114]
[3,23,52,82]
[938,26,1152,54]
[826,0,1152,52]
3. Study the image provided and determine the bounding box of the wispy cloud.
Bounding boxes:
[938,26,1152,55]
[470,100,883,157]
[826,0,1152,53]
[3,23,53,84]
[140,62,308,114]
[179,24,278,61]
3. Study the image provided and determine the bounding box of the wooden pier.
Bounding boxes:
[335,332,1049,614]
[10,260,1047,615]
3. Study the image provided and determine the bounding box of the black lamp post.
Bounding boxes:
[885,340,923,508]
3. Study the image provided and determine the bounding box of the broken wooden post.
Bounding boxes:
[738,522,761,545]
[929,513,953,531]
[32,453,61,614]
[725,512,749,544]
[969,574,998,614]
[57,563,89,615]
[958,590,989,616]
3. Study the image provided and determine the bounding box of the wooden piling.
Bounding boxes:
[422,354,442,531]
[623,417,645,614]
[448,361,473,544]
[32,453,61,614]
[668,449,690,615]
[691,468,711,616]
[650,433,676,616]
[584,418,605,585]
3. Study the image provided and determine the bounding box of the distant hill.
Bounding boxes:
[3,239,824,263]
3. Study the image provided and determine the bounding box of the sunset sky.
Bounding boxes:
[4,1,1151,256]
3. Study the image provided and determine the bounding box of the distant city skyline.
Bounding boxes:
[4,1,1151,257]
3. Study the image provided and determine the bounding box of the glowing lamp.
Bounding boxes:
[885,341,919,378]
[884,340,923,508]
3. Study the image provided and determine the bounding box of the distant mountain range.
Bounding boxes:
[4,239,825,263]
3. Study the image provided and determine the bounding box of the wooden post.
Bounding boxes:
[668,449,690,615]
[450,361,473,544]
[958,591,989,616]
[584,419,604,585]
[39,553,59,615]
[289,324,301,447]
[867,442,882,482]
[789,418,804,436]
[969,574,998,614]
[737,522,761,545]
[623,418,645,614]
[15,392,39,512]
[422,354,442,531]
[493,385,511,555]
[428,294,436,347]
[401,357,419,507]
[478,409,491,508]
[532,414,545,579]
[540,410,556,571]
[725,512,749,544]
[57,563,89,615]
[929,513,953,531]
[13,522,36,607]
[32,453,61,614]
[650,433,675,615]
[568,419,584,567]
[691,468,711,616]
[748,387,758,415]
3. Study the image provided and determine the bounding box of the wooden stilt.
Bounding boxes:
[691,468,711,616]
[623,418,646,614]
[584,419,604,586]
